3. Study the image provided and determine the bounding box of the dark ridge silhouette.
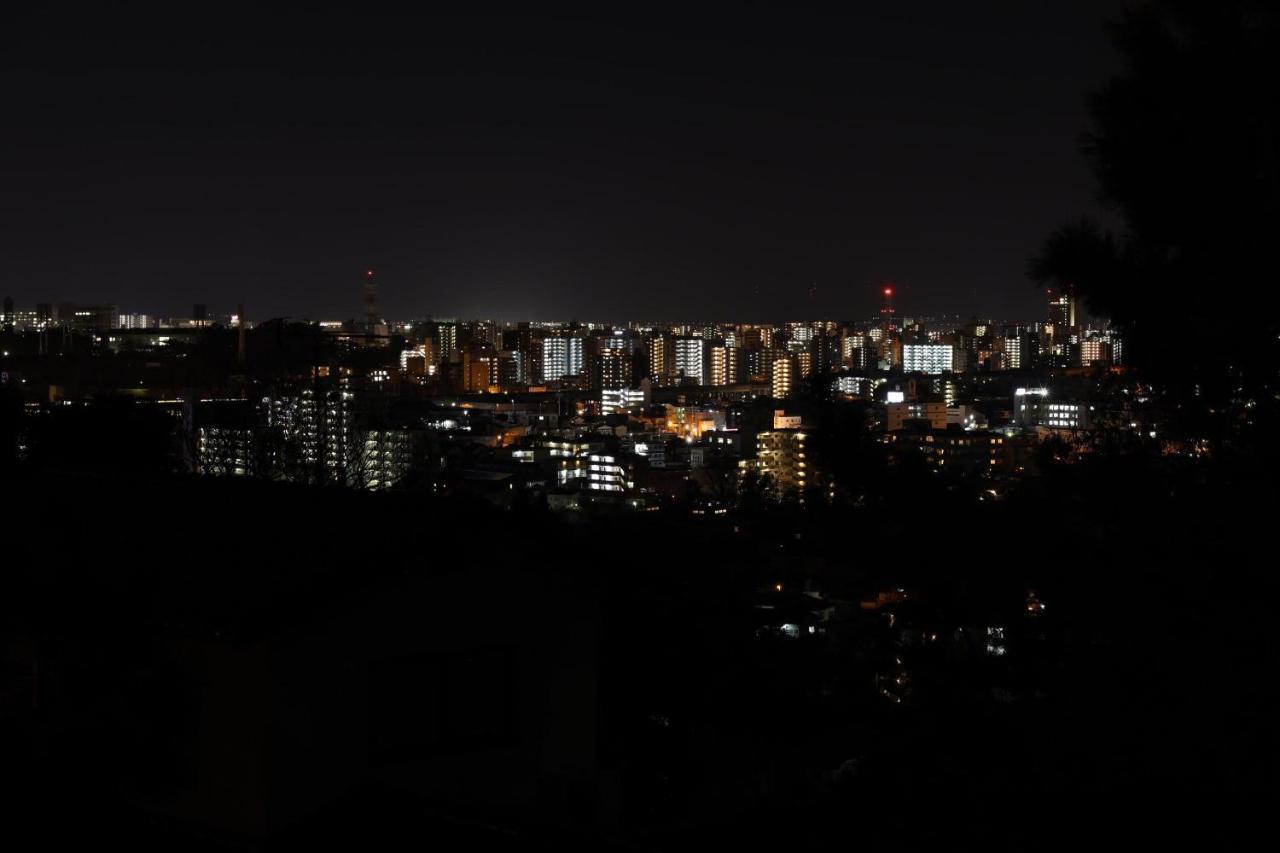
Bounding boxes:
[3,422,1276,848]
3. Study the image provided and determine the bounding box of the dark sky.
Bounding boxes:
[1,3,1121,323]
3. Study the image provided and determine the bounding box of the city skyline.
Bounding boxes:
[6,4,1275,848]
[0,285,1095,329]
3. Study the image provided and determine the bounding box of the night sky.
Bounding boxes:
[2,3,1120,323]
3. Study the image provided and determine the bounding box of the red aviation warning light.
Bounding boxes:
[880,284,897,335]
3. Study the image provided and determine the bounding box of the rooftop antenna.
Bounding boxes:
[236,303,246,367]
[364,269,380,334]
[880,285,896,334]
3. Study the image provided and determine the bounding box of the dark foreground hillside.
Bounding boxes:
[2,448,1276,850]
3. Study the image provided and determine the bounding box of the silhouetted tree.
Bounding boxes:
[0,382,20,472]
[1030,2,1280,429]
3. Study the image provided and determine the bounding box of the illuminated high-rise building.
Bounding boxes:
[1080,338,1112,366]
[841,332,863,362]
[809,330,840,377]
[1001,332,1038,370]
[462,350,494,392]
[1100,329,1124,365]
[1047,288,1077,330]
[1046,289,1079,366]
[786,322,813,353]
[502,324,539,385]
[796,350,813,379]
[747,428,828,503]
[709,345,738,386]
[426,320,458,360]
[541,336,584,382]
[496,351,524,387]
[771,355,795,399]
[647,334,672,381]
[674,337,705,384]
[902,343,954,374]
[593,348,632,391]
